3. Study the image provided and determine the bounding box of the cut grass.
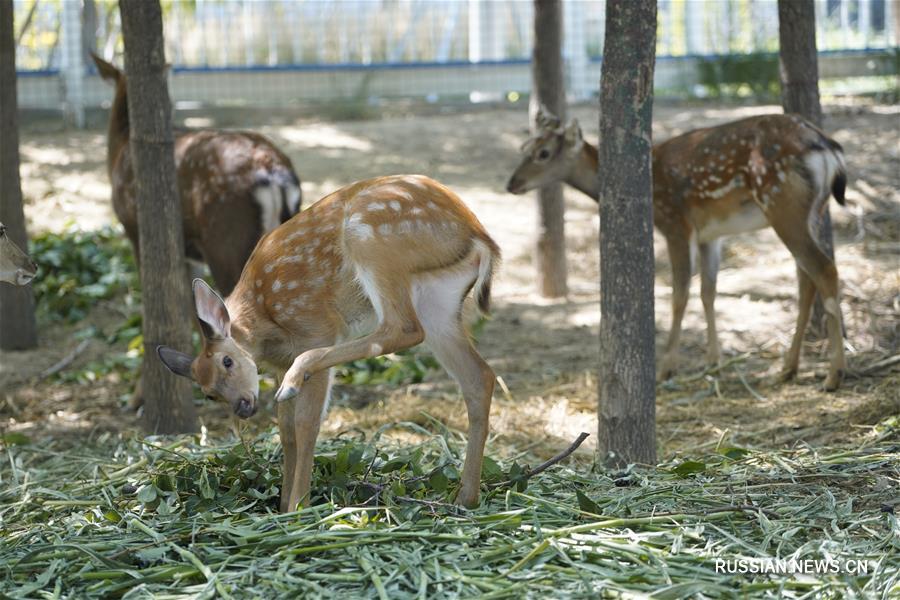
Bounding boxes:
[1,416,898,598]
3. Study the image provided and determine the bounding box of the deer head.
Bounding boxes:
[506,106,584,195]
[0,222,38,286]
[157,279,259,418]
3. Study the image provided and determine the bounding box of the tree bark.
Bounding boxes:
[531,0,568,298]
[120,0,197,434]
[598,0,657,468]
[777,0,835,338]
[0,0,37,351]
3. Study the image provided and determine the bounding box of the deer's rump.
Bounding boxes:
[111,129,302,295]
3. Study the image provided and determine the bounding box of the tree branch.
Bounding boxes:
[491,431,591,489]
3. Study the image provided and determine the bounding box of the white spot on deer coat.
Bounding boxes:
[389,200,401,211]
[706,176,743,200]
[345,212,375,240]
[272,280,282,292]
[378,223,392,235]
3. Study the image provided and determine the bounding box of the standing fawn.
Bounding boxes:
[507,108,847,390]
[0,223,37,286]
[158,175,500,511]
[91,53,302,295]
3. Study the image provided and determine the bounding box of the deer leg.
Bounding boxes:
[698,239,722,367]
[277,390,298,513]
[275,278,423,401]
[767,190,845,391]
[659,234,692,381]
[428,329,494,507]
[281,369,331,512]
[796,252,844,391]
[412,267,495,507]
[779,264,816,383]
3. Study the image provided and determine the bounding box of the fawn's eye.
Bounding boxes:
[537,148,551,160]
[223,356,233,369]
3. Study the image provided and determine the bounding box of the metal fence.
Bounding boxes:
[13,0,900,125]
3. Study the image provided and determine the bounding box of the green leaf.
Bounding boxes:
[136,485,158,503]
[717,447,751,460]
[576,490,602,515]
[428,470,449,492]
[200,469,216,499]
[671,461,707,478]
[481,456,503,480]
[1,432,31,446]
[155,473,176,492]
[103,509,122,523]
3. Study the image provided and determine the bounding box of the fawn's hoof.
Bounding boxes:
[823,369,844,392]
[455,487,479,509]
[777,367,797,384]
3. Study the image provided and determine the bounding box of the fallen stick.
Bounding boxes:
[857,354,900,377]
[491,431,591,489]
[38,340,90,381]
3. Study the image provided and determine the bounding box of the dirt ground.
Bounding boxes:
[2,99,898,464]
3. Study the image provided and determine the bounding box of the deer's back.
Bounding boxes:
[651,114,840,239]
[231,175,497,348]
[109,128,300,274]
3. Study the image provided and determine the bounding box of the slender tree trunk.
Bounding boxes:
[120,0,197,434]
[777,0,836,338]
[0,0,37,351]
[531,0,568,298]
[82,0,98,64]
[597,0,657,468]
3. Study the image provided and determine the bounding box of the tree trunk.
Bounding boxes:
[120,0,197,434]
[597,0,657,468]
[531,0,568,298]
[777,0,836,339]
[82,0,98,64]
[0,0,37,351]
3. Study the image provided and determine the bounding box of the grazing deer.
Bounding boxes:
[91,53,302,295]
[507,108,847,391]
[0,222,37,286]
[158,175,500,511]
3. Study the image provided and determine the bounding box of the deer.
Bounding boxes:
[91,53,302,296]
[507,108,847,391]
[157,174,501,511]
[0,223,37,286]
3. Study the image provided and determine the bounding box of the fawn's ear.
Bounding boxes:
[90,52,121,83]
[157,346,195,379]
[192,279,231,341]
[535,104,561,131]
[564,119,583,148]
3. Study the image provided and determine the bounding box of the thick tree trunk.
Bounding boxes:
[531,0,568,298]
[597,0,657,468]
[777,0,836,338]
[0,0,37,351]
[120,0,197,434]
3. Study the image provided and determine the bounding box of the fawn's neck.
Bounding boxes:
[565,142,601,201]
[106,86,131,174]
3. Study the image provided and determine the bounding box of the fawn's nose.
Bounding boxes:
[234,396,257,419]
